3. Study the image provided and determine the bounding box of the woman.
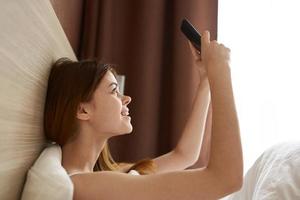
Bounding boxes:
[44,30,243,199]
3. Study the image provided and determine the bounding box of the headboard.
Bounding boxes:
[0,0,76,199]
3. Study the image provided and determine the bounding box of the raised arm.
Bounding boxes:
[174,77,211,168]
[150,79,211,174]
[202,30,243,186]
[70,30,243,200]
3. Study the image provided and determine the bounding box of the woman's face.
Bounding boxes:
[78,70,133,137]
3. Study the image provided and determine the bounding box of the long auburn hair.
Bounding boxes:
[44,57,157,175]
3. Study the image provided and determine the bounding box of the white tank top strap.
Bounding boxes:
[68,171,89,177]
[68,169,141,177]
[128,169,140,175]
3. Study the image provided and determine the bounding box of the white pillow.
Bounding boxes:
[21,144,73,200]
[20,144,142,200]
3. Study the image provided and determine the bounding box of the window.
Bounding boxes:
[218,0,300,173]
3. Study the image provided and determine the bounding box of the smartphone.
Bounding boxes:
[180,18,201,52]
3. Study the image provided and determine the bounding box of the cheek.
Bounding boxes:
[93,97,122,122]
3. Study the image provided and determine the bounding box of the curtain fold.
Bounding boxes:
[50,0,84,56]
[78,0,217,168]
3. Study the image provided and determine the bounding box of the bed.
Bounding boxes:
[222,142,300,200]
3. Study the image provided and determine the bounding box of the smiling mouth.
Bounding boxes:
[121,111,130,116]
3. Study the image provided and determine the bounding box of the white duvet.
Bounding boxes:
[222,142,300,200]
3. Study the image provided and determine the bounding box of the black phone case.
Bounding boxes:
[180,18,201,51]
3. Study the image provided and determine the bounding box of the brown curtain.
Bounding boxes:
[50,0,84,56]
[59,0,217,169]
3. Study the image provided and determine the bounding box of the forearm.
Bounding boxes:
[175,78,211,165]
[207,65,243,183]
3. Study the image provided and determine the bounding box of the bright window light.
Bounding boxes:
[218,0,300,173]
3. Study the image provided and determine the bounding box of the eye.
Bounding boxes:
[112,87,120,95]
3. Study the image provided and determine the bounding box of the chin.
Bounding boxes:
[115,116,133,135]
[122,117,133,133]
[124,126,133,134]
[116,126,133,136]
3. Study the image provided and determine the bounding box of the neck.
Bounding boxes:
[61,124,109,174]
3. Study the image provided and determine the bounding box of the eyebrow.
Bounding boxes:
[108,82,119,88]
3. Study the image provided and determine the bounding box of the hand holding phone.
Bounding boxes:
[181,18,208,78]
[180,18,201,52]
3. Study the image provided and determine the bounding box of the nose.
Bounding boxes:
[122,95,132,106]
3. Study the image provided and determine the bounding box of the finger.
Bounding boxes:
[188,40,198,57]
[188,40,201,58]
[201,30,210,52]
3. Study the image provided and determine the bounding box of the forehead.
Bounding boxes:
[101,70,117,86]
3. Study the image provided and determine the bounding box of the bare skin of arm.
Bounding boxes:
[149,44,212,173]
[149,79,211,174]
[71,30,243,200]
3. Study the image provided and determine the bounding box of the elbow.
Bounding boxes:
[217,165,243,196]
[187,153,207,168]
[189,157,208,168]
[210,170,243,198]
[225,170,243,195]
[235,161,244,191]
[185,157,198,168]
[229,175,243,193]
[188,149,210,168]
[227,153,244,193]
[216,175,243,198]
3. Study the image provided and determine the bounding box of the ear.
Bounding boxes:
[76,103,90,121]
